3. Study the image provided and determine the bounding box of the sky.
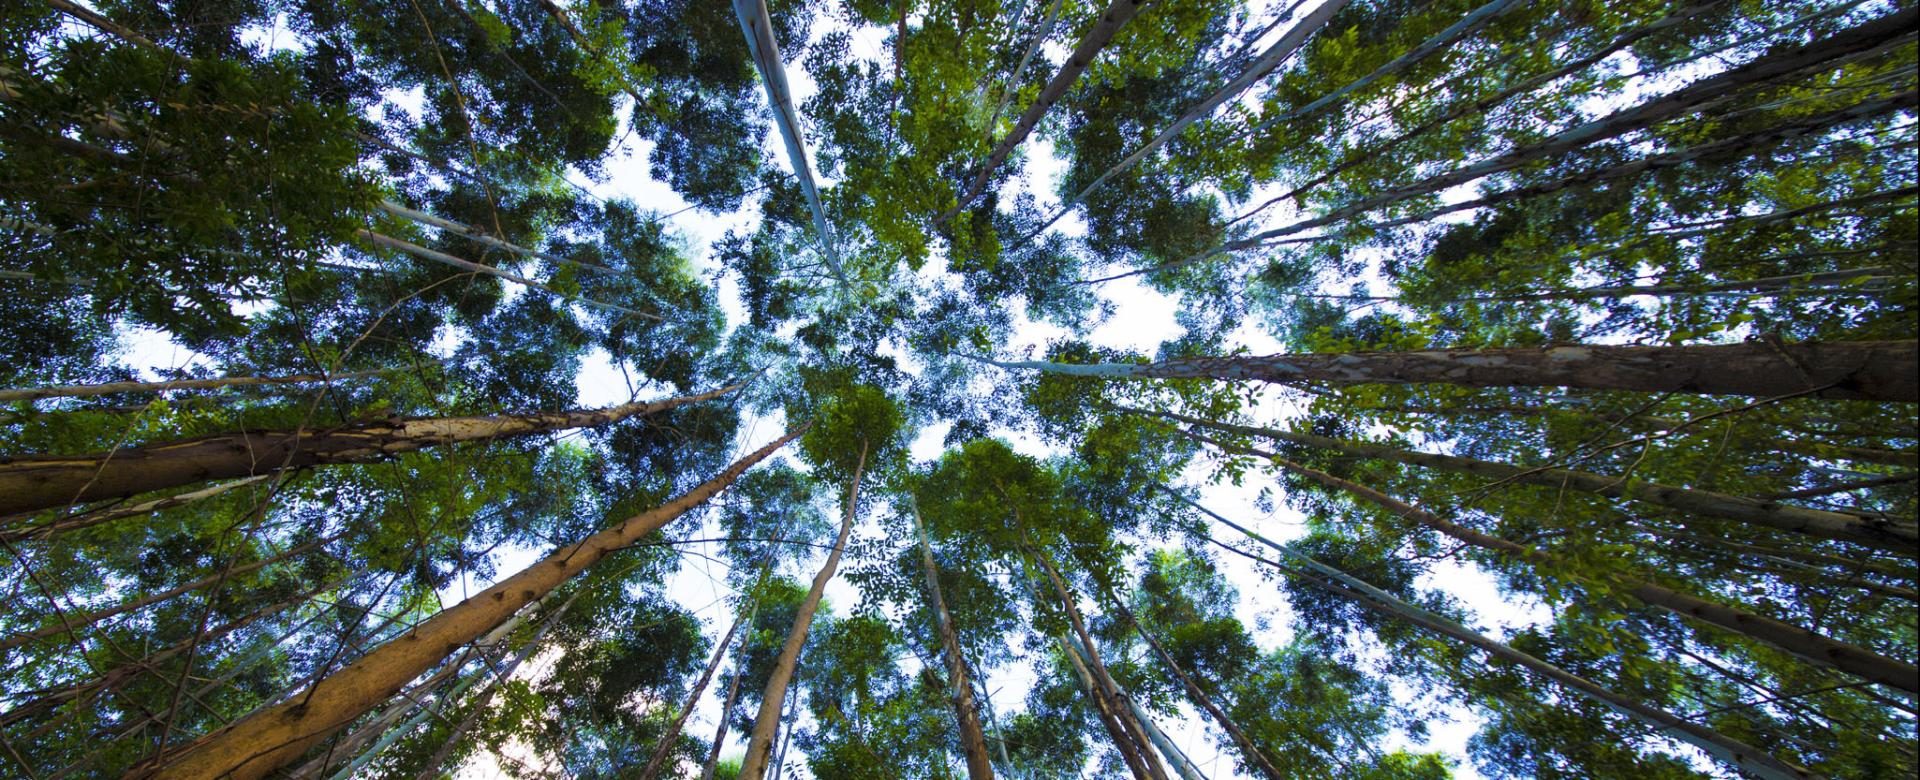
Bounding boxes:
[96,1,1595,777]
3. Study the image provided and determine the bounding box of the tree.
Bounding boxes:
[2,0,1914,777]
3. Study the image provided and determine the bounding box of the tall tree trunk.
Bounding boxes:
[940,0,1155,222]
[910,499,996,780]
[123,427,805,780]
[1185,431,1920,693]
[637,605,750,780]
[1,475,280,542]
[1130,406,1917,553]
[1055,634,1158,780]
[413,594,578,780]
[738,441,869,780]
[1029,551,1171,780]
[1119,694,1207,780]
[973,340,1919,402]
[1167,486,1820,780]
[1023,0,1351,238]
[1099,585,1284,780]
[1352,402,1920,468]
[354,229,657,320]
[1230,7,1916,244]
[731,0,846,284]
[0,383,741,516]
[1,531,340,652]
[0,371,392,403]
[699,649,750,780]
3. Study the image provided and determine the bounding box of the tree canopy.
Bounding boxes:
[1,0,1914,778]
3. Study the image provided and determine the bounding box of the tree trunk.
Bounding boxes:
[374,200,617,276]
[910,499,996,780]
[978,340,1920,402]
[355,229,656,320]
[941,0,1154,222]
[1132,406,1918,553]
[1354,401,1920,468]
[1231,7,1916,244]
[1030,551,1171,780]
[1121,694,1207,780]
[0,383,741,517]
[1023,0,1351,238]
[699,649,750,780]
[1056,634,1158,780]
[1,531,340,652]
[1100,586,1283,780]
[1167,486,1820,780]
[1186,431,1920,693]
[1,475,280,542]
[732,0,845,283]
[123,427,805,780]
[738,441,868,780]
[637,605,750,780]
[0,370,391,403]
[413,594,577,780]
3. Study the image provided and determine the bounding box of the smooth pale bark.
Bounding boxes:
[1,532,338,652]
[374,201,616,275]
[1101,588,1283,780]
[973,340,1920,402]
[1056,634,1158,780]
[1022,0,1351,238]
[1121,694,1207,780]
[1231,8,1916,244]
[0,475,278,543]
[1031,552,1170,780]
[732,0,845,284]
[356,229,658,320]
[738,442,868,780]
[124,427,806,780]
[1165,487,1821,780]
[410,595,576,780]
[1129,406,1918,554]
[0,371,391,403]
[636,607,749,780]
[910,501,996,780]
[941,0,1154,222]
[0,383,741,517]
[1186,431,1920,693]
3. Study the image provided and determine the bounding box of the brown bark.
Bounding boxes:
[911,502,996,780]
[1188,430,1920,693]
[0,475,279,542]
[637,607,748,780]
[1122,340,1917,401]
[941,0,1153,222]
[1029,551,1170,780]
[1099,587,1283,780]
[124,427,805,780]
[738,441,868,780]
[1133,407,1917,554]
[1056,634,1157,780]
[0,383,741,517]
[699,649,749,780]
